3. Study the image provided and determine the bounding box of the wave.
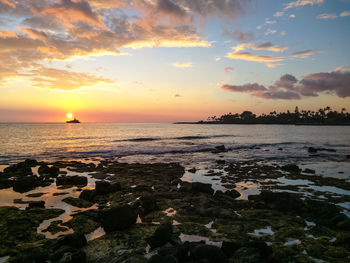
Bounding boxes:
[114,134,234,142]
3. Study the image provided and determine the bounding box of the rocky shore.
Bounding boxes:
[0,157,350,263]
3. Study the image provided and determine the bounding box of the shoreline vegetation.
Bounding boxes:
[175,107,350,125]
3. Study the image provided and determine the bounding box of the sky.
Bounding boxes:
[0,0,350,122]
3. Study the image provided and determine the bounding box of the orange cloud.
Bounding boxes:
[172,62,193,68]
[226,52,283,62]
[0,0,15,8]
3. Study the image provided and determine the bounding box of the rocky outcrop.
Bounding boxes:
[100,205,137,232]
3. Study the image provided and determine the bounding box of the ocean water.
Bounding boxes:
[0,122,350,178]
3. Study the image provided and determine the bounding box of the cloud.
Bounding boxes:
[224,66,234,72]
[221,83,267,92]
[274,11,284,17]
[232,42,289,53]
[317,11,350,19]
[174,93,183,97]
[0,0,15,8]
[289,14,295,18]
[27,66,116,90]
[340,11,350,17]
[291,50,317,58]
[265,18,276,24]
[221,70,350,99]
[224,30,255,43]
[172,62,193,68]
[226,52,283,63]
[317,13,337,19]
[284,0,324,10]
[265,29,277,35]
[297,71,350,97]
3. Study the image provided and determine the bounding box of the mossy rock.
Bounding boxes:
[62,197,93,208]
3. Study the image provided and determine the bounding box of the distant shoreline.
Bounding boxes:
[174,122,350,126]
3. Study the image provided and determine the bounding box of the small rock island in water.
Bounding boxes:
[0,149,350,262]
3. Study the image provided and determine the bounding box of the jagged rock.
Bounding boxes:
[225,189,241,199]
[146,223,173,249]
[190,244,227,263]
[95,180,121,195]
[79,189,96,202]
[101,205,137,232]
[60,232,87,249]
[27,201,45,209]
[56,175,87,187]
[191,182,214,195]
[281,164,301,173]
[188,168,197,173]
[304,168,315,174]
[62,197,93,208]
[140,193,157,214]
[38,164,59,177]
[13,175,38,193]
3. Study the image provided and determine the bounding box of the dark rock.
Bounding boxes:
[12,246,48,263]
[13,175,38,193]
[50,246,86,263]
[346,155,350,159]
[95,180,121,195]
[225,189,241,199]
[146,223,173,249]
[337,219,350,230]
[27,201,45,209]
[212,145,227,153]
[4,162,32,177]
[62,197,93,208]
[278,148,283,151]
[24,159,38,167]
[38,164,59,178]
[191,182,214,195]
[216,160,226,165]
[190,244,227,263]
[231,247,261,263]
[26,192,45,197]
[140,193,157,214]
[101,205,137,232]
[304,168,315,174]
[281,164,301,173]
[188,168,197,173]
[308,147,318,153]
[221,241,241,258]
[56,175,88,187]
[61,232,87,249]
[79,189,96,202]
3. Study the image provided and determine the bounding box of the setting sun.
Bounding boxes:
[66,113,73,119]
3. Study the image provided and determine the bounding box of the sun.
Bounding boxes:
[66,113,73,119]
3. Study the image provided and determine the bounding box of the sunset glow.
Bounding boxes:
[0,0,349,122]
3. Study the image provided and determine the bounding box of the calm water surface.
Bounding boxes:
[0,123,349,177]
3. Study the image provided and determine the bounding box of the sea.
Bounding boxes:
[0,122,350,241]
[0,122,350,178]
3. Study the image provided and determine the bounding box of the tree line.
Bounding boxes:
[200,107,350,125]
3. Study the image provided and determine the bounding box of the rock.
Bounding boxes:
[13,175,38,193]
[190,244,227,263]
[4,162,32,177]
[231,247,261,263]
[101,205,137,232]
[62,197,93,208]
[79,189,96,202]
[26,192,45,197]
[188,168,197,173]
[304,168,315,174]
[212,145,227,153]
[95,180,121,195]
[24,159,38,167]
[191,182,214,195]
[281,164,301,173]
[308,147,318,153]
[50,246,86,263]
[61,232,87,249]
[146,223,173,249]
[346,155,350,159]
[56,175,88,187]
[225,189,241,199]
[221,241,242,258]
[38,164,59,178]
[140,193,157,214]
[216,160,226,165]
[27,201,45,209]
